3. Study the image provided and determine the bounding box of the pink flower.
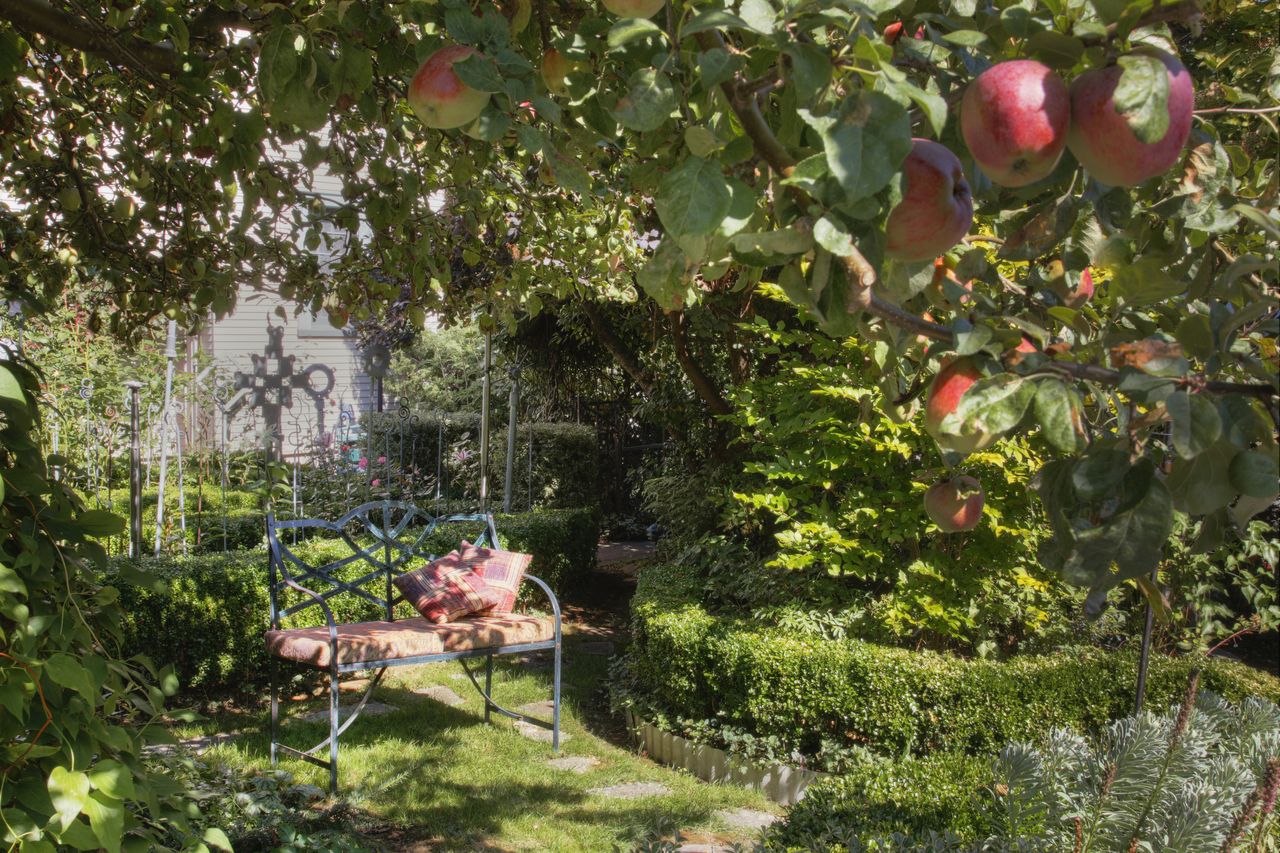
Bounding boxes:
[377,456,387,464]
[372,479,381,487]
[358,457,368,471]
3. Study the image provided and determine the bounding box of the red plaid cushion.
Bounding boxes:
[457,541,532,614]
[393,552,501,624]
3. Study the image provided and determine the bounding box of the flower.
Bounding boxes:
[377,455,387,464]
[358,457,368,471]
[372,479,381,487]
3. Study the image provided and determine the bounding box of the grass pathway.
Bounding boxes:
[181,544,779,851]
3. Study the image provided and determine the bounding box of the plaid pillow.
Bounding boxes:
[457,541,532,614]
[393,551,501,624]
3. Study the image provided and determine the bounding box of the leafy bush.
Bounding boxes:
[618,564,1280,768]
[114,507,599,695]
[721,320,1073,655]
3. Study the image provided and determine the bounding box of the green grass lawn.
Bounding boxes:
[181,630,777,851]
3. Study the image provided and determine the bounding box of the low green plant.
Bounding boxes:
[618,564,1280,770]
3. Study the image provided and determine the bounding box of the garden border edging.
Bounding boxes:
[624,710,827,805]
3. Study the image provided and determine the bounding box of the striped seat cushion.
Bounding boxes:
[265,615,554,669]
[392,551,501,624]
[457,541,533,614]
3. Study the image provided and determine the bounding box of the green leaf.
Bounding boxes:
[1110,258,1185,305]
[656,157,732,238]
[45,653,97,703]
[608,17,664,48]
[1229,449,1279,498]
[1026,31,1084,69]
[941,373,1037,442]
[83,792,123,853]
[637,240,692,310]
[683,10,752,38]
[738,0,776,34]
[1113,53,1171,144]
[47,767,91,831]
[77,509,125,537]
[451,54,504,93]
[1065,462,1173,588]
[1034,379,1086,453]
[1174,313,1213,359]
[697,48,740,89]
[784,43,832,102]
[1167,440,1238,515]
[613,68,676,132]
[87,760,135,801]
[730,226,814,264]
[799,92,911,204]
[941,30,989,47]
[1166,391,1221,459]
[1219,395,1275,449]
[203,828,234,852]
[1072,448,1130,500]
[812,216,856,257]
[257,27,301,102]
[0,364,27,407]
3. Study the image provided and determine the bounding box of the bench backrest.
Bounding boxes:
[266,500,501,628]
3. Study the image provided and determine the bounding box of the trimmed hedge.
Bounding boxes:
[622,563,1280,763]
[114,507,599,695]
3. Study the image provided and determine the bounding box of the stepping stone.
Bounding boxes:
[180,732,242,754]
[300,701,397,724]
[678,845,729,853]
[413,685,465,707]
[547,756,600,774]
[715,808,778,831]
[587,782,670,800]
[518,700,555,718]
[575,640,615,656]
[513,720,571,744]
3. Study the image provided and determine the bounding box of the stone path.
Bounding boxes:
[715,808,778,831]
[300,701,397,724]
[546,756,600,774]
[413,685,465,707]
[587,781,671,799]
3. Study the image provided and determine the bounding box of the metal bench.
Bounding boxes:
[264,500,562,793]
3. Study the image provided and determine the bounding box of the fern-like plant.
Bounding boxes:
[992,671,1280,852]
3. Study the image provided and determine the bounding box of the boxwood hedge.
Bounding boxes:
[113,507,599,695]
[622,563,1280,763]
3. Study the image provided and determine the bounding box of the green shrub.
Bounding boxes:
[113,507,599,695]
[768,753,996,850]
[620,564,1280,766]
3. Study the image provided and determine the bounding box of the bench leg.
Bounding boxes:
[327,669,340,795]
[269,657,279,768]
[552,639,561,753]
[484,653,493,723]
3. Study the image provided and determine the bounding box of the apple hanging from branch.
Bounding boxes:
[408,45,492,130]
[885,140,974,263]
[961,60,1070,187]
[924,476,985,532]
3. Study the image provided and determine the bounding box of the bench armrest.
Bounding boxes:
[279,577,340,666]
[520,573,562,634]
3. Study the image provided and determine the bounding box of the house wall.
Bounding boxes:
[203,284,376,458]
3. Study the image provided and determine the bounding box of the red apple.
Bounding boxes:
[928,256,974,310]
[924,357,996,455]
[1066,50,1194,187]
[542,49,572,97]
[1064,267,1094,308]
[924,475,985,532]
[601,0,665,18]
[408,45,491,130]
[885,139,974,263]
[961,60,1069,187]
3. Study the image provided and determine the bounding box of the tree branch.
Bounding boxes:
[3,0,183,76]
[580,301,655,394]
[667,310,733,417]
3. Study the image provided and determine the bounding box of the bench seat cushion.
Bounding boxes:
[265,614,554,669]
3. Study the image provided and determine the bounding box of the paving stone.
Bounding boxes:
[513,720,570,744]
[677,844,729,853]
[300,701,397,724]
[413,685,465,707]
[547,756,600,774]
[180,732,243,754]
[715,808,778,831]
[587,782,670,800]
[518,700,555,718]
